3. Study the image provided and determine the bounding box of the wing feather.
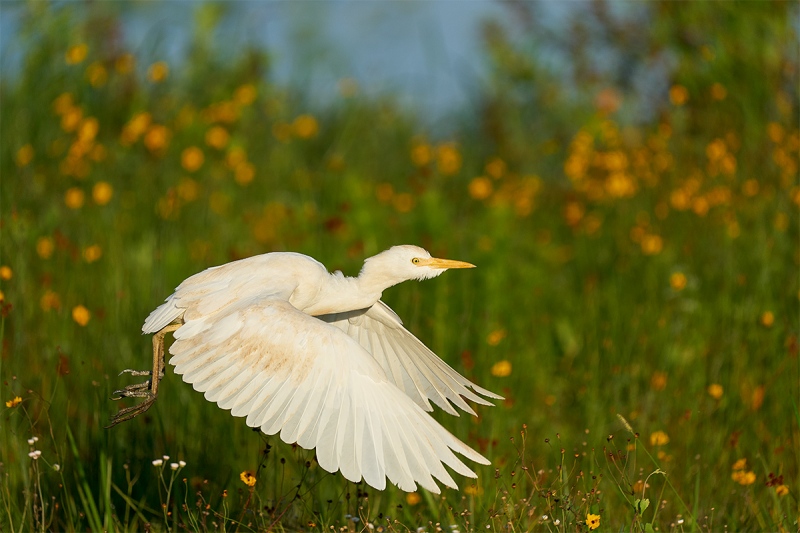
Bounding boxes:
[168,297,488,493]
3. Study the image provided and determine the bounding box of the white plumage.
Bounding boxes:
[130,245,501,493]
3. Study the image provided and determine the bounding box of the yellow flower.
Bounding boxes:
[61,107,83,133]
[292,114,319,139]
[16,144,34,167]
[641,234,663,255]
[5,396,22,408]
[669,84,688,106]
[649,430,669,446]
[92,181,114,205]
[86,61,108,87]
[78,117,99,143]
[760,311,774,328]
[72,305,91,326]
[205,126,230,149]
[64,188,85,209]
[234,161,255,186]
[375,183,394,203]
[37,237,54,259]
[240,470,257,487]
[490,360,512,377]
[181,147,205,172]
[233,84,257,105]
[468,177,493,200]
[731,470,756,486]
[226,146,247,168]
[83,245,102,263]
[40,290,61,312]
[115,53,135,74]
[463,484,483,496]
[65,44,88,65]
[405,492,421,505]
[732,458,747,471]
[177,177,200,202]
[710,82,727,101]
[436,143,462,175]
[0,266,12,280]
[485,157,506,179]
[707,383,724,400]
[410,142,432,167]
[53,93,74,115]
[144,124,171,153]
[586,513,601,530]
[670,272,687,291]
[392,193,414,213]
[775,484,789,496]
[565,202,585,226]
[147,61,169,82]
[487,329,506,346]
[650,371,667,391]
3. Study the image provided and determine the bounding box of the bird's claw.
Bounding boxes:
[118,368,153,377]
[107,368,164,427]
[106,393,158,428]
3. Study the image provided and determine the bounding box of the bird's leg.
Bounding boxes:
[107,322,181,428]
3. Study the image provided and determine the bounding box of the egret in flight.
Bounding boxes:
[110,245,500,493]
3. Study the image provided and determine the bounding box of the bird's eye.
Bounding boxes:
[411,258,421,265]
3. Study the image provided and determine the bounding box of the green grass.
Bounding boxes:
[1,2,798,531]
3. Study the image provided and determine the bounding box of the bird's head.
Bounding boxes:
[361,245,475,285]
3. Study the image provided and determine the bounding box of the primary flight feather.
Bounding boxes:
[110,245,501,493]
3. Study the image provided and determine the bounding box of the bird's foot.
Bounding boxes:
[106,393,158,428]
[107,368,164,427]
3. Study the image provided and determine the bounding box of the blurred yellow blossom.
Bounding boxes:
[16,144,34,167]
[742,179,759,197]
[205,126,230,149]
[410,142,432,166]
[53,93,74,115]
[463,484,483,496]
[669,84,688,106]
[92,181,113,205]
[115,53,135,74]
[670,272,687,291]
[707,383,724,399]
[485,157,506,179]
[226,146,247,168]
[177,177,200,202]
[234,84,257,106]
[487,329,506,346]
[605,172,636,198]
[240,471,257,487]
[641,234,663,255]
[586,513,600,530]
[83,245,102,263]
[405,492,421,505]
[436,143,462,175]
[40,290,61,311]
[706,139,726,161]
[37,237,54,259]
[775,484,789,496]
[292,114,319,139]
[710,82,727,101]
[0,266,11,280]
[649,430,669,446]
[65,44,88,65]
[86,61,108,87]
[61,107,83,133]
[564,202,585,226]
[64,188,85,209]
[144,125,171,153]
[732,458,747,471]
[234,161,255,186]
[72,305,91,326]
[731,470,756,486]
[121,112,152,145]
[375,183,394,203]
[392,193,414,213]
[650,371,667,391]
[147,61,169,82]
[761,311,774,328]
[181,147,205,172]
[490,360,512,377]
[468,177,493,200]
[5,396,22,408]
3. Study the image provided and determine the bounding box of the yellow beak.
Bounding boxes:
[421,257,476,269]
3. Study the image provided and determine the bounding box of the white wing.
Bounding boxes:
[319,301,503,416]
[168,296,489,493]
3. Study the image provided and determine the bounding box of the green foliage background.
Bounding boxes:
[1,2,798,531]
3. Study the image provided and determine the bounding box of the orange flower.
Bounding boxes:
[205,126,230,150]
[233,84,257,106]
[707,383,723,399]
[92,182,113,205]
[436,143,462,175]
[147,61,169,82]
[760,311,774,328]
[5,396,22,408]
[649,430,669,446]
[669,84,688,106]
[72,305,91,326]
[64,188,85,209]
[670,272,687,291]
[83,245,103,263]
[410,142,432,167]
[487,329,506,346]
[468,177,493,200]
[292,114,319,139]
[491,360,512,377]
[16,144,34,167]
[405,492,421,505]
[239,471,257,487]
[143,125,170,153]
[181,147,205,172]
[37,237,54,259]
[0,266,12,280]
[65,44,88,65]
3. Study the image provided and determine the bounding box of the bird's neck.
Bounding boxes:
[302,266,397,316]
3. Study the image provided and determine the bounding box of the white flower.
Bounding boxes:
[28,450,41,459]
[152,459,163,466]
[33,436,39,442]
[170,463,179,470]
[553,519,561,526]
[27,438,35,445]
[179,460,186,468]
[53,464,61,472]
[162,455,170,461]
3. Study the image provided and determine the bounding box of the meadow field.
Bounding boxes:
[1,2,798,531]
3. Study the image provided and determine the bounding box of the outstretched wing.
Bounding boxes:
[168,296,489,493]
[319,301,503,416]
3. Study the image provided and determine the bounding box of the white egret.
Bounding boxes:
[110,245,501,493]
